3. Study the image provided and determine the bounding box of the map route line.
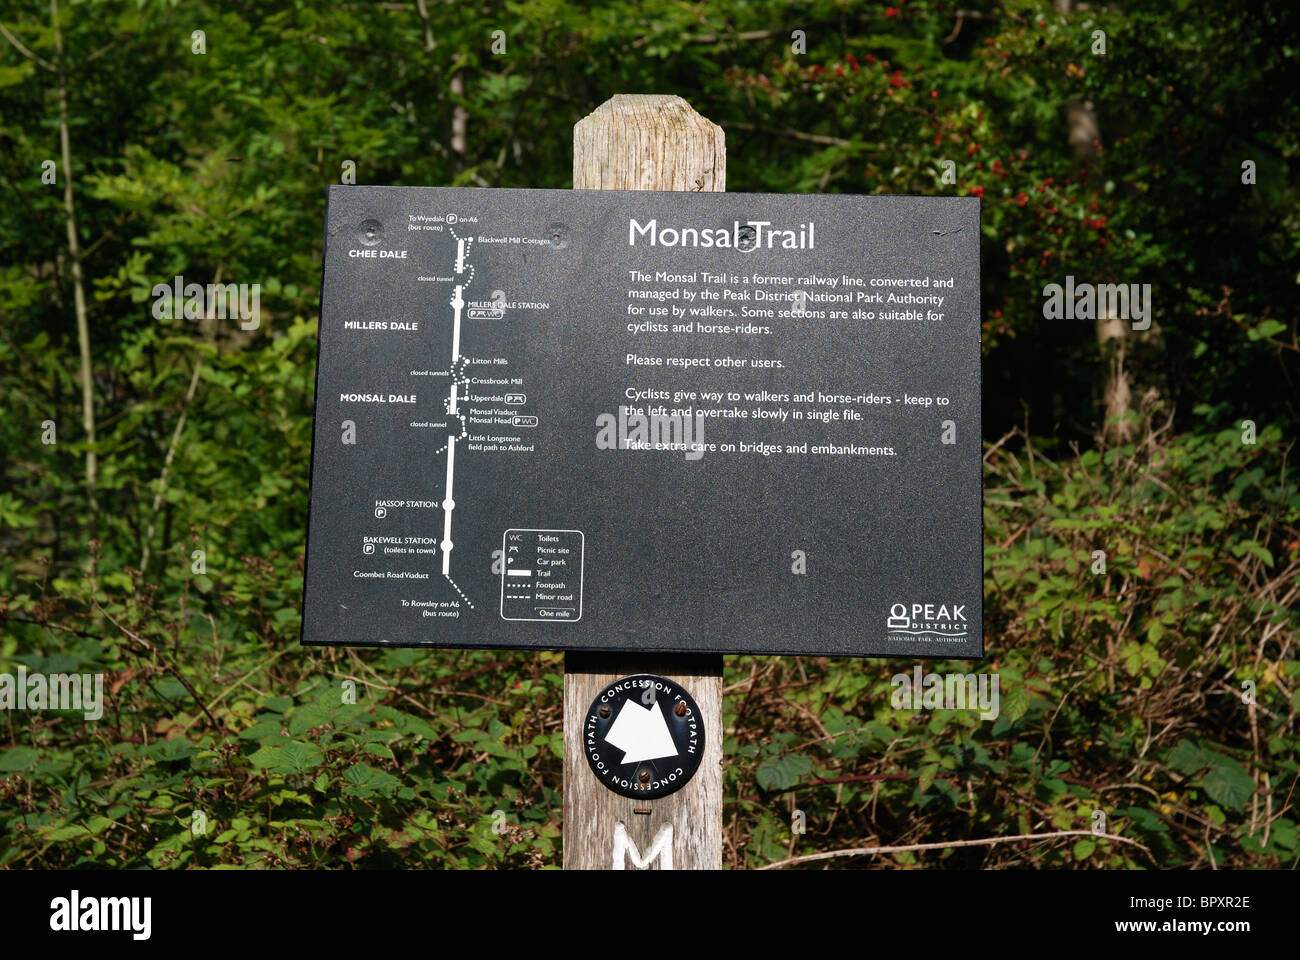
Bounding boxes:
[439,227,475,604]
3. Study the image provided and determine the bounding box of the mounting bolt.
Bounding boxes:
[598,705,611,719]
[638,769,652,784]
[674,702,689,717]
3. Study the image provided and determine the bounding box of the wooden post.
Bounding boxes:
[563,95,725,870]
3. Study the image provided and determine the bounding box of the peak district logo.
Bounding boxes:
[886,601,969,644]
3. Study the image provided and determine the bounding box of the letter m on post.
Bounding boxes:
[612,822,673,870]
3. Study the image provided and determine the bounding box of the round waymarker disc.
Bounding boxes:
[583,673,704,800]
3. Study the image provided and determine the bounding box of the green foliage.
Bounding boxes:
[0,639,564,868]
[727,417,1298,869]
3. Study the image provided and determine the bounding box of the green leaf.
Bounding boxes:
[147,737,197,762]
[238,718,283,741]
[1200,752,1254,811]
[0,747,39,771]
[1167,739,1206,775]
[247,745,283,770]
[1237,542,1273,567]
[341,762,400,798]
[1249,318,1287,340]
[248,741,322,775]
[917,763,939,794]
[1001,682,1029,723]
[755,753,812,791]
[278,741,324,774]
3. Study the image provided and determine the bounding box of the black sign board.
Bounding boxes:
[303,186,982,658]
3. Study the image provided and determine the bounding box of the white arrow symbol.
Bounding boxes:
[604,699,677,764]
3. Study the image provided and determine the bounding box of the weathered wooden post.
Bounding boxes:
[563,95,725,870]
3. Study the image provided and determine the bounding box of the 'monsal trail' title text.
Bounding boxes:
[629,219,814,251]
